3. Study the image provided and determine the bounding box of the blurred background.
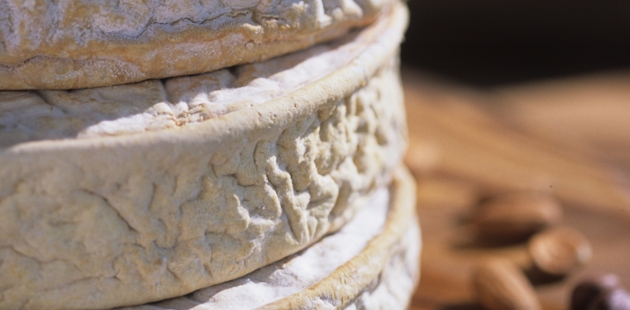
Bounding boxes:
[399,2,630,309]
[401,0,630,86]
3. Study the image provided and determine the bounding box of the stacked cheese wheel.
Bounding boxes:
[0,1,419,309]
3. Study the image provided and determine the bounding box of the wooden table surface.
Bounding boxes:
[402,69,630,310]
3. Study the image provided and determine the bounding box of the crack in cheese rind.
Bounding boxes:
[0,0,392,89]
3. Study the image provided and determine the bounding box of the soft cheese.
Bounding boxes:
[0,4,409,309]
[119,167,420,310]
[0,0,395,89]
[0,8,395,147]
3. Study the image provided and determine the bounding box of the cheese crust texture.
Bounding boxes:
[259,167,420,310]
[0,4,409,309]
[119,166,420,310]
[0,0,394,90]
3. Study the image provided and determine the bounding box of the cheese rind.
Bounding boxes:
[118,166,420,310]
[0,6,397,147]
[0,4,409,309]
[260,167,419,310]
[0,0,394,90]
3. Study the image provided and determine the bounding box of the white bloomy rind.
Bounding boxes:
[1,5,397,147]
[120,166,420,310]
[0,0,395,89]
[0,4,409,310]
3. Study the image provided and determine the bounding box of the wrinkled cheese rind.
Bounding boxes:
[117,170,420,310]
[0,0,393,89]
[259,167,419,310]
[121,186,390,309]
[0,4,409,309]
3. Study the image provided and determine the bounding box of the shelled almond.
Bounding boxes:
[471,192,563,243]
[467,191,594,310]
[473,258,542,310]
[528,227,592,276]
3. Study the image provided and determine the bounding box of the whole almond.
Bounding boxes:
[473,258,542,310]
[472,192,563,243]
[528,227,592,276]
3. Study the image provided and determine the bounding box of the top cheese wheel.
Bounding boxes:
[0,0,393,90]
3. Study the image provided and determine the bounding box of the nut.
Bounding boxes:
[473,258,542,310]
[528,227,592,276]
[472,192,563,243]
[571,274,621,310]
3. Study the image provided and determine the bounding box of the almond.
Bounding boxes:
[528,227,592,276]
[473,258,542,310]
[472,192,563,243]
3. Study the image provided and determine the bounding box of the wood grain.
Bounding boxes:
[402,70,630,218]
[402,70,630,310]
[489,71,630,176]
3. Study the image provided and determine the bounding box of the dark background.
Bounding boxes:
[400,0,630,87]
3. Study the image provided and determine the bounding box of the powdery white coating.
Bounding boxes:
[1,74,405,309]
[0,4,410,309]
[119,187,389,310]
[0,0,390,89]
[0,6,391,148]
[257,167,418,310]
[0,63,405,309]
[118,167,421,310]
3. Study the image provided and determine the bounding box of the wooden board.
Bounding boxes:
[402,69,630,309]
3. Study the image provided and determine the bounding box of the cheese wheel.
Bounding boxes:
[0,4,409,309]
[120,166,420,310]
[0,0,396,90]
